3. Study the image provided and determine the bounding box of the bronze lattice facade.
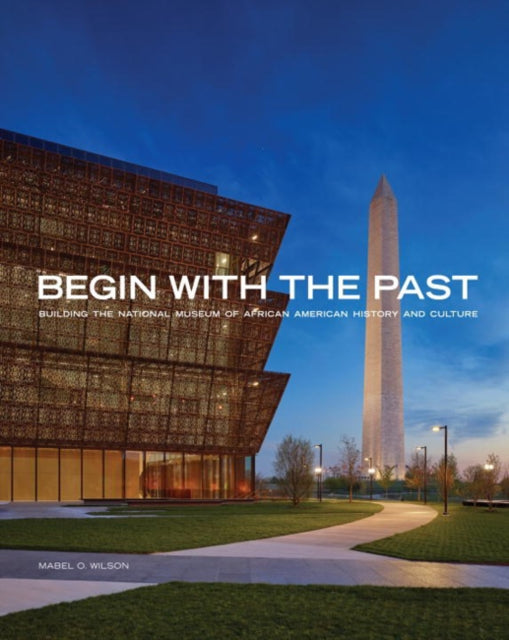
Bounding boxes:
[0,129,290,501]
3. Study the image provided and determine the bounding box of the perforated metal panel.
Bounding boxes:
[0,134,290,455]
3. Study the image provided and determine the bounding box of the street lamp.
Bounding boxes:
[314,444,323,502]
[416,446,428,504]
[365,457,375,501]
[432,425,448,515]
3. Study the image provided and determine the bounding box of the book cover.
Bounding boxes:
[0,0,507,635]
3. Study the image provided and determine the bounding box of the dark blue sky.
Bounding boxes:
[2,0,508,472]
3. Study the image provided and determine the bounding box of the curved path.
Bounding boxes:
[163,501,436,560]
[0,501,508,616]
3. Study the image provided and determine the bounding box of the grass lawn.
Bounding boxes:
[0,500,381,553]
[0,583,508,639]
[356,503,509,563]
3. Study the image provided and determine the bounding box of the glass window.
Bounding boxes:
[37,448,58,501]
[125,451,143,498]
[235,456,252,498]
[0,447,12,501]
[203,455,220,499]
[145,452,165,498]
[60,449,81,501]
[221,456,234,499]
[184,454,202,499]
[83,449,103,499]
[104,450,123,499]
[13,447,35,500]
[214,251,230,275]
[164,453,183,498]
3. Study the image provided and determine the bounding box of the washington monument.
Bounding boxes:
[362,175,405,479]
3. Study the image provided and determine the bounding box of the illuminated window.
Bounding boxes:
[215,251,230,275]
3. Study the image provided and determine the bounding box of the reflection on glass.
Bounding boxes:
[125,451,143,498]
[4,447,255,502]
[221,456,234,499]
[145,452,165,498]
[203,455,220,499]
[185,454,202,499]
[235,456,251,498]
[164,453,184,498]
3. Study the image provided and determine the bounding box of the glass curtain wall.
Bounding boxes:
[0,447,253,500]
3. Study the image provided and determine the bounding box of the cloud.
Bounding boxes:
[405,407,505,441]
[404,331,509,445]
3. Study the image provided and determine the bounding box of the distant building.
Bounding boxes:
[362,176,405,479]
[0,128,289,501]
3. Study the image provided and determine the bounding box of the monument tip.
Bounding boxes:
[372,174,395,201]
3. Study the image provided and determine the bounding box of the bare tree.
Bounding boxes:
[434,453,459,501]
[500,462,509,499]
[254,473,268,498]
[482,453,502,512]
[378,465,396,499]
[405,452,426,501]
[500,474,509,499]
[338,435,361,502]
[462,464,484,506]
[274,435,314,506]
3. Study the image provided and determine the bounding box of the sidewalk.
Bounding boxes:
[163,501,437,559]
[0,502,508,616]
[0,502,109,519]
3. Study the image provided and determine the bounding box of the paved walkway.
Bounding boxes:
[0,501,508,616]
[0,502,109,519]
[0,578,150,615]
[163,501,437,559]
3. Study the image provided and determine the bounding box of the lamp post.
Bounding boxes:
[432,425,448,515]
[365,457,375,501]
[416,446,428,504]
[314,444,323,502]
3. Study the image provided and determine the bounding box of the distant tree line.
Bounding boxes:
[268,434,509,508]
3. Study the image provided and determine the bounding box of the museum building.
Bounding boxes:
[0,128,290,501]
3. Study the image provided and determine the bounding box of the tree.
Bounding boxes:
[338,436,361,502]
[462,464,484,506]
[378,465,396,499]
[254,473,268,498]
[433,453,459,500]
[500,474,509,499]
[481,453,502,512]
[405,452,427,501]
[274,435,314,506]
[323,475,344,494]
